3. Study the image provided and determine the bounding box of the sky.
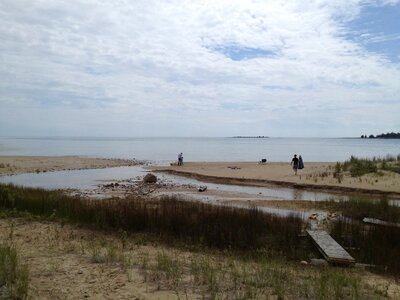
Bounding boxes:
[0,0,399,137]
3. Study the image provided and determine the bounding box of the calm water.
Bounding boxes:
[0,137,399,162]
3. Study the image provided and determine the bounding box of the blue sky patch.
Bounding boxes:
[211,45,278,61]
[346,4,400,62]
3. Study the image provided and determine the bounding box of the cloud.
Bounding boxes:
[0,0,399,137]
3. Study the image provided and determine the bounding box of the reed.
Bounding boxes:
[0,184,304,255]
[330,218,400,275]
[326,198,400,223]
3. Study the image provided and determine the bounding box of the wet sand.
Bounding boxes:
[152,162,400,196]
[0,156,138,176]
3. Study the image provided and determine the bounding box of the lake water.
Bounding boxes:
[1,137,399,162]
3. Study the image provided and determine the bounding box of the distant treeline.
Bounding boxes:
[361,132,400,139]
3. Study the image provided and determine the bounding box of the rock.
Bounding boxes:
[300,260,308,265]
[143,173,157,183]
[198,185,207,192]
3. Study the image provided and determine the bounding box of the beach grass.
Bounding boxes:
[333,154,400,178]
[0,242,29,299]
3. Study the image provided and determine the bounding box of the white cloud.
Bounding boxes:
[0,0,399,136]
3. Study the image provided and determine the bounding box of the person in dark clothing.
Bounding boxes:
[291,154,299,175]
[298,155,304,170]
[178,152,183,166]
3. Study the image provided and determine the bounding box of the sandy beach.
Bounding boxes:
[152,161,400,195]
[0,156,138,176]
[1,218,399,299]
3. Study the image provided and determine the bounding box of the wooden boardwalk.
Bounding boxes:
[307,230,355,266]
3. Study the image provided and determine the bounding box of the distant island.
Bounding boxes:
[232,136,269,138]
[361,132,400,139]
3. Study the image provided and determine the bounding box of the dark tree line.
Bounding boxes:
[361,132,400,139]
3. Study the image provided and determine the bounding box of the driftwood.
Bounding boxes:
[363,217,400,228]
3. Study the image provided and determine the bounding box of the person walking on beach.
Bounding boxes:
[178,152,183,166]
[298,155,304,170]
[291,154,299,175]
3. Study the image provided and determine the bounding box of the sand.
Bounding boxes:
[152,162,400,195]
[1,218,399,299]
[0,156,138,176]
[0,218,197,299]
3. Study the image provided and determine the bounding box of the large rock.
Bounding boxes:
[143,173,157,183]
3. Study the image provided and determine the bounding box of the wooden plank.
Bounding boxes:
[307,230,355,266]
[363,217,400,228]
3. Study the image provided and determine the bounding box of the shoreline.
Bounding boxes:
[1,156,399,198]
[151,161,400,197]
[154,169,400,197]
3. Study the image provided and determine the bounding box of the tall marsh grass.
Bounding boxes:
[331,218,400,276]
[327,198,400,223]
[0,184,304,255]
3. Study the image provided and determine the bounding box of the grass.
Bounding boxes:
[332,154,400,178]
[322,198,400,223]
[0,215,391,299]
[313,198,400,275]
[0,183,304,256]
[1,183,399,296]
[0,243,29,299]
[330,218,400,276]
[141,251,365,299]
[342,156,378,177]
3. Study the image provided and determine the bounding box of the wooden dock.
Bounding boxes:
[307,230,355,266]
